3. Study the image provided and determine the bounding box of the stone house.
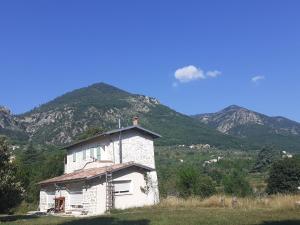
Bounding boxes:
[39,118,160,216]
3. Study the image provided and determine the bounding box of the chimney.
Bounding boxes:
[132,116,139,126]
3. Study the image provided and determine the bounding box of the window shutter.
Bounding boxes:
[69,191,83,206]
[83,150,86,160]
[113,181,131,194]
[73,152,76,162]
[96,147,101,160]
[90,148,94,159]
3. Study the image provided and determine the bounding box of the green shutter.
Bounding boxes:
[97,147,101,160]
[73,152,76,162]
[83,149,86,160]
[90,148,94,159]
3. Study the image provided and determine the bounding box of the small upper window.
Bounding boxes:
[73,152,76,162]
[83,149,86,160]
[96,147,101,160]
[90,148,94,159]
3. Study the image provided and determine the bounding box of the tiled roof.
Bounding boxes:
[63,125,161,150]
[39,162,154,185]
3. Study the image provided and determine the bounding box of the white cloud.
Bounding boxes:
[206,70,222,78]
[174,65,205,83]
[251,75,265,83]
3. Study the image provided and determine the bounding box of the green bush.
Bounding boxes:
[252,146,281,172]
[176,165,216,198]
[15,143,64,203]
[222,170,252,197]
[266,157,300,194]
[0,136,23,213]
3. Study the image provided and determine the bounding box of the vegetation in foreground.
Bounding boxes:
[2,139,300,214]
[1,196,300,225]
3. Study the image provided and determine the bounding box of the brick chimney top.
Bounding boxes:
[132,116,139,126]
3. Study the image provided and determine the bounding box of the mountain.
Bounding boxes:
[0,106,28,142]
[193,105,300,151]
[0,83,244,149]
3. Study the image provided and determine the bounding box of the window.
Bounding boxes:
[83,149,86,160]
[47,191,55,208]
[113,180,131,194]
[69,190,83,207]
[90,148,94,159]
[73,152,76,162]
[96,147,101,160]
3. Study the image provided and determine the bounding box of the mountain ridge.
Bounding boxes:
[1,83,300,151]
[193,105,300,151]
[0,83,244,149]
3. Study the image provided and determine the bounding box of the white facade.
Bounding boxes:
[64,130,156,173]
[39,126,160,216]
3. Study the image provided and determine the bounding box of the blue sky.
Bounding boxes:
[1,1,300,121]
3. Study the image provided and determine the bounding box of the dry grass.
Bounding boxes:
[2,196,300,225]
[158,194,300,210]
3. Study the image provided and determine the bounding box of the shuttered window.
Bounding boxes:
[113,180,131,194]
[69,190,83,206]
[83,149,86,160]
[96,147,101,160]
[73,152,76,162]
[47,192,55,208]
[90,148,94,159]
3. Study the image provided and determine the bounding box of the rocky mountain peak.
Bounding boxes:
[195,105,264,133]
[0,106,22,130]
[0,106,12,115]
[2,82,226,146]
[193,105,300,149]
[222,105,243,111]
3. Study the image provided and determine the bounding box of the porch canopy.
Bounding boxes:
[39,161,154,185]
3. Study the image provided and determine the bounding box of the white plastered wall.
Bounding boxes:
[65,129,156,173]
[39,167,159,215]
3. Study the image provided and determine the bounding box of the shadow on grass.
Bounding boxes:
[0,215,150,225]
[260,221,300,225]
[0,214,38,222]
[61,217,150,225]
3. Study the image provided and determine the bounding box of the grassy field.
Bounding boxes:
[2,196,300,225]
[1,207,300,225]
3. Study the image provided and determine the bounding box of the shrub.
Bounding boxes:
[252,146,281,172]
[266,157,300,194]
[176,165,216,198]
[222,170,252,197]
[0,136,23,213]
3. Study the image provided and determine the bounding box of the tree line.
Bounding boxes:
[0,135,300,213]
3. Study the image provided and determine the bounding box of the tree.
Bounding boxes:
[252,146,281,172]
[176,164,216,198]
[15,144,64,203]
[266,157,300,194]
[15,142,41,203]
[0,136,23,213]
[222,170,252,197]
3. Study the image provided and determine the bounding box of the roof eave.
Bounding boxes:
[38,177,86,186]
[62,125,161,150]
[38,163,155,185]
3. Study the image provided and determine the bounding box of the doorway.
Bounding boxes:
[55,197,65,213]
